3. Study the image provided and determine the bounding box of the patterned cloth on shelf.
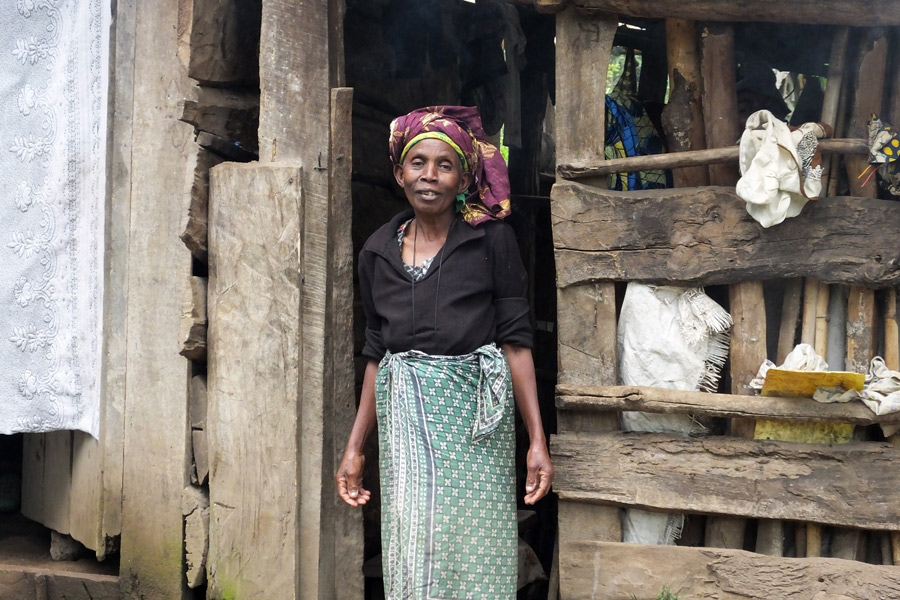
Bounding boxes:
[1,0,110,437]
[376,344,517,599]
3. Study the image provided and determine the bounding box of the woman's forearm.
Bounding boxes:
[501,344,546,443]
[344,360,379,453]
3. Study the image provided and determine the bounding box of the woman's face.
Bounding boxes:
[394,138,472,220]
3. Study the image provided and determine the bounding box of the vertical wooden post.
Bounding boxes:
[117,0,196,596]
[206,1,357,598]
[846,29,888,198]
[698,21,756,551]
[663,18,709,188]
[553,9,621,599]
[328,87,363,600]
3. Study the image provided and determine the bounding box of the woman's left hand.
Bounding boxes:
[524,439,553,505]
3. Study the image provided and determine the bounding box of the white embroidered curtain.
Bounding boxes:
[1,0,109,437]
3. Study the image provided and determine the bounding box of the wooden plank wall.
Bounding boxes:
[117,0,196,597]
[18,0,135,563]
[204,1,361,598]
[550,6,900,600]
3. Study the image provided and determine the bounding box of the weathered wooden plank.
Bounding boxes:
[94,0,135,556]
[182,485,209,589]
[557,500,621,600]
[556,284,618,391]
[208,163,303,599]
[557,138,868,179]
[846,287,876,374]
[552,431,900,530]
[328,87,363,600]
[554,8,616,169]
[570,0,900,26]
[180,87,259,153]
[551,183,900,288]
[179,276,207,362]
[556,385,900,426]
[560,541,900,600]
[180,146,226,262]
[553,5,621,562]
[256,0,349,597]
[119,0,195,596]
[0,567,120,600]
[20,432,72,538]
[846,29,888,198]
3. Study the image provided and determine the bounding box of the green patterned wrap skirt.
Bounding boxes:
[376,344,517,600]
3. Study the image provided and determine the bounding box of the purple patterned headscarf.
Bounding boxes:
[389,106,511,226]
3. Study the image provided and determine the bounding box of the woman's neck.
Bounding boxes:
[412,211,454,243]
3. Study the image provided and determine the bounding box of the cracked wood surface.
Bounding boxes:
[570,0,900,26]
[551,182,900,288]
[560,541,900,600]
[552,431,900,530]
[556,385,900,429]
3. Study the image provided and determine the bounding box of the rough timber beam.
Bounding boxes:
[571,0,900,27]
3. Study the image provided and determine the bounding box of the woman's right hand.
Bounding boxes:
[336,450,371,507]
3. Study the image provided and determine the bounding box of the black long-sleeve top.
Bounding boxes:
[359,210,533,361]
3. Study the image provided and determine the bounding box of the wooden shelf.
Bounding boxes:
[556,385,900,428]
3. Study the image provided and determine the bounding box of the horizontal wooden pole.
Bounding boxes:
[552,431,900,530]
[556,385,900,427]
[571,0,900,27]
[551,183,900,288]
[559,540,900,600]
[557,138,867,179]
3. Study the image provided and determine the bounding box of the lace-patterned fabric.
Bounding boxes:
[1,0,110,436]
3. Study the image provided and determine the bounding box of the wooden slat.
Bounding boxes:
[119,0,195,596]
[208,163,303,599]
[557,138,867,179]
[556,385,900,426]
[570,0,900,26]
[560,541,900,600]
[552,431,900,530]
[551,182,900,288]
[327,87,362,600]
[254,0,349,597]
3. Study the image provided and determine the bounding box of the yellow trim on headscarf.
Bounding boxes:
[399,132,469,171]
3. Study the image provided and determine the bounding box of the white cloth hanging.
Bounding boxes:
[736,110,827,228]
[1,0,110,437]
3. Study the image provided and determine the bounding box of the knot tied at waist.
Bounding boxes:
[380,344,511,442]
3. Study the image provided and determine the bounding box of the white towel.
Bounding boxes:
[1,0,110,437]
[736,110,827,228]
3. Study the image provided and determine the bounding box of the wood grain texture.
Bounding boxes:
[556,138,867,178]
[570,0,900,26]
[554,8,616,168]
[560,541,900,600]
[555,385,900,425]
[552,431,900,530]
[846,287,876,374]
[119,1,195,597]
[256,1,352,597]
[0,567,120,600]
[327,87,363,600]
[207,163,303,600]
[551,182,900,288]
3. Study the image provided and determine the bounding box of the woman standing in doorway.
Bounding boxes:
[336,106,553,599]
